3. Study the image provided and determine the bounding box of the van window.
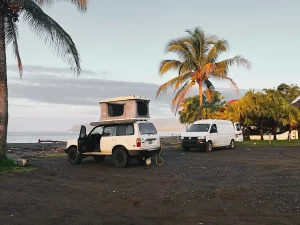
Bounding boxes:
[108,103,124,117]
[116,124,134,136]
[137,100,148,116]
[187,124,210,132]
[138,123,157,135]
[235,123,241,131]
[210,124,218,133]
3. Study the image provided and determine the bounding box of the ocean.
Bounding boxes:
[7,131,181,143]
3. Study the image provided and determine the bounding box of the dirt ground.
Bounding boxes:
[1,140,300,225]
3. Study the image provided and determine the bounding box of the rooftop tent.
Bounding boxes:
[99,95,150,121]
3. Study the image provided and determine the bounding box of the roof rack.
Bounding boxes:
[90,118,150,126]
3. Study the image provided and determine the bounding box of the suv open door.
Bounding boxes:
[78,125,87,153]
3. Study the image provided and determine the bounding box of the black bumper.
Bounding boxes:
[129,147,161,157]
[181,139,206,149]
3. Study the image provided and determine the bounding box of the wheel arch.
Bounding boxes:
[112,145,128,154]
[66,145,77,153]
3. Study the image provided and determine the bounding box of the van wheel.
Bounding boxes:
[183,147,190,152]
[205,141,213,152]
[230,139,235,149]
[68,147,82,164]
[112,148,129,168]
[93,155,106,162]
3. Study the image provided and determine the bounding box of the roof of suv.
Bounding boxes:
[99,95,149,103]
[90,119,151,126]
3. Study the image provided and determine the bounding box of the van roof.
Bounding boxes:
[193,119,233,124]
[99,95,149,103]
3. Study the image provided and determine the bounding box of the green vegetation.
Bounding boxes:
[0,1,88,160]
[178,83,300,141]
[236,140,300,147]
[0,158,35,174]
[156,26,251,119]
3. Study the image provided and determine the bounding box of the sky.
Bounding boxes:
[6,0,300,131]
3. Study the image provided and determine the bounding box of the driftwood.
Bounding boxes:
[38,139,64,143]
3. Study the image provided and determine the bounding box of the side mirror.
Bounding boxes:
[79,126,86,138]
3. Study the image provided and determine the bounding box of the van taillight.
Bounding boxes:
[136,138,141,147]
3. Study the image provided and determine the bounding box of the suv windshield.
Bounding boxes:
[187,124,210,132]
[138,123,157,135]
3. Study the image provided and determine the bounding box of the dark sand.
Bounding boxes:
[1,139,299,225]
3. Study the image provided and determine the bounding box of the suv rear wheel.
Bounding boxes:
[68,147,82,164]
[112,148,129,168]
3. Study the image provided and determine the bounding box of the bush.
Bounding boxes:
[0,158,18,173]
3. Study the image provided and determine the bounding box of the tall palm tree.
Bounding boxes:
[0,0,87,160]
[156,27,251,119]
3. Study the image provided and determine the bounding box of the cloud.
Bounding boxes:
[7,64,251,131]
[7,64,247,107]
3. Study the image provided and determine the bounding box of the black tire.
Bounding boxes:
[229,139,235,149]
[68,147,82,164]
[205,141,213,152]
[183,147,190,152]
[93,155,106,162]
[112,148,129,168]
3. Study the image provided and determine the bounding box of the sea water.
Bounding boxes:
[7,131,181,143]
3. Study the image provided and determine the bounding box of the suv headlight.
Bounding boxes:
[197,136,206,139]
[181,136,184,139]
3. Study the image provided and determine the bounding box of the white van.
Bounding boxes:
[65,119,161,167]
[180,119,236,152]
[234,122,244,142]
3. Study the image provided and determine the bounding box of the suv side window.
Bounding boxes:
[102,126,115,137]
[116,124,134,136]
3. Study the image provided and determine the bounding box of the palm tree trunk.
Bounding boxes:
[198,80,203,120]
[0,13,8,160]
[273,121,277,141]
[260,118,263,141]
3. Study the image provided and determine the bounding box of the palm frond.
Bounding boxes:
[5,17,23,78]
[172,80,195,113]
[203,39,229,64]
[156,76,181,97]
[32,0,88,12]
[174,72,193,91]
[165,38,198,70]
[21,1,81,75]
[211,74,239,94]
[201,63,217,79]
[159,59,183,75]
[215,55,252,71]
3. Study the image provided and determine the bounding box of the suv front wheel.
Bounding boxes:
[68,147,83,164]
[112,148,129,168]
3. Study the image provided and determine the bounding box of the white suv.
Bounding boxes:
[64,120,161,167]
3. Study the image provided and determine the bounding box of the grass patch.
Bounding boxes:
[0,158,35,174]
[236,140,300,147]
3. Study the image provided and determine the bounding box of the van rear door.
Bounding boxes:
[138,122,160,149]
[234,122,243,142]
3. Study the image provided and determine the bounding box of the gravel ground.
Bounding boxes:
[1,140,300,225]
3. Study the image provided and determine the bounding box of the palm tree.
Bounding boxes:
[0,0,87,160]
[156,27,251,119]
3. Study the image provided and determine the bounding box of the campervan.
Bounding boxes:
[64,96,161,168]
[180,119,238,152]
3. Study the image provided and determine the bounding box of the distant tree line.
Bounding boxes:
[179,83,300,140]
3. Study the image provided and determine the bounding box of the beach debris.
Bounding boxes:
[17,158,30,167]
